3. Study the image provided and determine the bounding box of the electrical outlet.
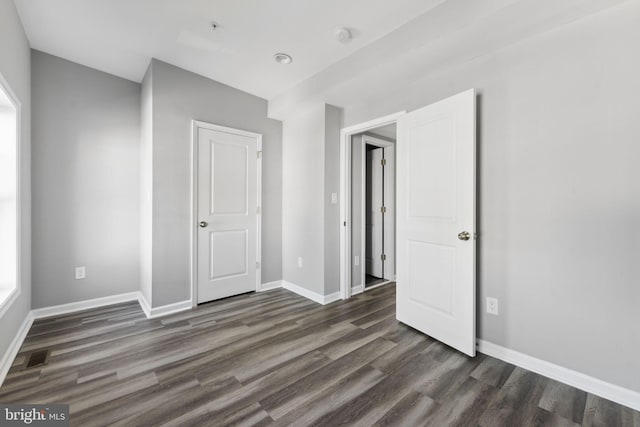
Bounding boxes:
[486,297,499,315]
[297,257,303,268]
[354,255,360,266]
[75,266,86,280]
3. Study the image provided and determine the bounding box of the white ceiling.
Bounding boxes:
[268,0,622,120]
[14,0,446,99]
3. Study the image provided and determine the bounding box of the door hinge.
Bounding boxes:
[381,158,387,166]
[380,206,386,213]
[257,151,262,159]
[381,254,386,261]
[256,261,260,269]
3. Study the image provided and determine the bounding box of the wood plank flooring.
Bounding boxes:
[1,284,638,426]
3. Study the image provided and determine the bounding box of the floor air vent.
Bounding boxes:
[25,350,49,369]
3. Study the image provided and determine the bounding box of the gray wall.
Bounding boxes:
[31,51,141,308]
[350,136,363,289]
[282,103,342,296]
[323,105,342,295]
[282,104,325,294]
[149,59,283,307]
[279,1,640,392]
[139,64,153,305]
[0,0,31,359]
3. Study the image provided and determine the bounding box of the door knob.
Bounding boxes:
[199,221,208,228]
[458,231,470,241]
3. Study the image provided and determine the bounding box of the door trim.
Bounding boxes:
[339,111,406,300]
[190,120,262,307]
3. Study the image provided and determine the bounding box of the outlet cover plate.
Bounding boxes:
[486,297,499,315]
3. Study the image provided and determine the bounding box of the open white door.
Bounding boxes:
[366,147,384,278]
[196,125,259,304]
[396,89,476,356]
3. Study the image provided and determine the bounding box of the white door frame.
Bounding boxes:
[339,111,406,300]
[360,135,394,291]
[190,120,262,307]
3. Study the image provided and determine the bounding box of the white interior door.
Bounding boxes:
[197,126,258,303]
[396,89,476,356]
[382,146,395,281]
[366,147,384,278]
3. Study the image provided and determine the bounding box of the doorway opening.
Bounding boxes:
[339,112,405,300]
[353,130,396,294]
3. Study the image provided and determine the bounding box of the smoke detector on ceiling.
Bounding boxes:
[335,27,352,43]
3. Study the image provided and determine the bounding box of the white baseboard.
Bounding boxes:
[323,291,341,304]
[257,280,282,292]
[137,292,151,318]
[32,292,141,319]
[137,292,191,319]
[351,285,364,295]
[0,311,34,386]
[30,292,191,322]
[282,281,341,305]
[477,339,640,412]
[144,299,192,319]
[282,281,324,304]
[365,280,393,291]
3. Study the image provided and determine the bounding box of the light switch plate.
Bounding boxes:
[331,193,338,204]
[75,266,86,280]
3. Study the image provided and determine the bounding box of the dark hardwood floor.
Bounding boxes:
[0,284,638,426]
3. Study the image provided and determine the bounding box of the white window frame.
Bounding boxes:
[0,71,22,319]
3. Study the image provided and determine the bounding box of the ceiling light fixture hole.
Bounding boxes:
[274,53,293,64]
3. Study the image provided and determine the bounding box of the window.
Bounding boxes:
[0,73,20,316]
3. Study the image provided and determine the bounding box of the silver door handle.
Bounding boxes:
[458,231,470,241]
[199,221,208,228]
